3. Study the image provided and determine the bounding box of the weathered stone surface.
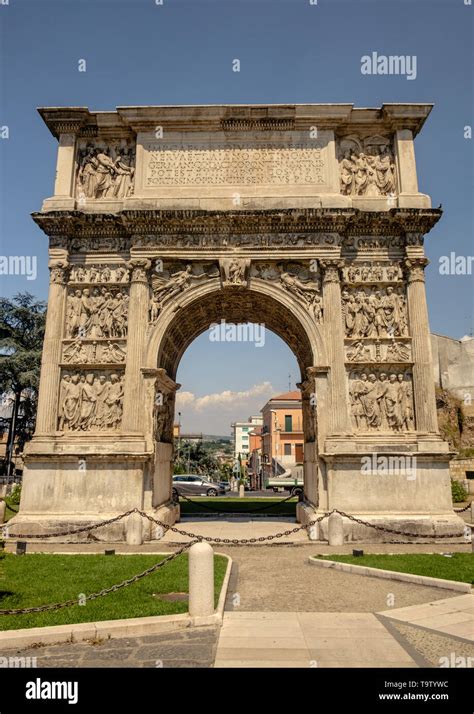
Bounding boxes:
[8,103,463,542]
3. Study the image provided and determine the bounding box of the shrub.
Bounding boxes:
[451,479,468,503]
[9,484,21,505]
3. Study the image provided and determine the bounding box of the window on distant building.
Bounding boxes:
[242,427,249,432]
[284,415,292,432]
[284,443,292,456]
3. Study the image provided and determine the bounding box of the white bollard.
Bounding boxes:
[126,512,143,545]
[328,511,344,546]
[239,484,245,499]
[189,541,214,620]
[0,500,6,525]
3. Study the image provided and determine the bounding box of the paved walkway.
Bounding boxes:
[215,595,474,668]
[7,541,473,668]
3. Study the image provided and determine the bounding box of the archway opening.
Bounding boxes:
[148,286,321,517]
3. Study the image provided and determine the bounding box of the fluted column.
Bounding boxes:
[404,257,439,434]
[320,260,351,435]
[122,259,151,432]
[35,258,69,435]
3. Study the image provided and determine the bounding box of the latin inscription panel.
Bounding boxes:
[143,138,328,187]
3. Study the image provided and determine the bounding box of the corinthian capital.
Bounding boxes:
[404,257,429,283]
[127,258,151,283]
[48,259,69,285]
[320,259,344,284]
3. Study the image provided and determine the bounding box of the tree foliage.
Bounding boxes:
[0,293,46,463]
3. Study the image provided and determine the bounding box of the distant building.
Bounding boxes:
[231,415,263,462]
[261,391,304,480]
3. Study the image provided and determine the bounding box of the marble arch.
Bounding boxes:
[11,103,465,541]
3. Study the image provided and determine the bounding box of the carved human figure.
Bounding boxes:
[77,373,97,430]
[59,374,81,430]
[113,149,135,198]
[347,341,372,362]
[397,373,414,431]
[104,374,124,428]
[386,340,410,362]
[228,259,243,284]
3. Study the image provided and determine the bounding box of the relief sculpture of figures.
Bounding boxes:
[338,137,396,197]
[349,371,414,432]
[66,287,129,339]
[69,264,129,283]
[76,144,135,200]
[149,264,217,323]
[343,262,403,283]
[280,272,323,323]
[341,286,408,338]
[58,372,124,431]
[63,339,126,364]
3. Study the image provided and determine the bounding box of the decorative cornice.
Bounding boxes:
[31,208,443,251]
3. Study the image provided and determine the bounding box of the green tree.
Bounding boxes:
[0,293,46,475]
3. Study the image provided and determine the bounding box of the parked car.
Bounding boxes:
[172,474,226,497]
[218,480,231,492]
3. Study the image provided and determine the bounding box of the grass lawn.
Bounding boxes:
[180,496,296,516]
[318,553,474,584]
[0,552,227,631]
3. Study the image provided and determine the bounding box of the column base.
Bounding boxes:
[296,502,467,543]
[5,502,180,544]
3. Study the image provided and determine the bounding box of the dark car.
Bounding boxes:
[172,474,226,497]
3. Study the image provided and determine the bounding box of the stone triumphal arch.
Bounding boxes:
[13,103,464,540]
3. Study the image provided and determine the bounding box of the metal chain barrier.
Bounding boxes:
[334,509,466,540]
[0,506,467,545]
[454,502,472,513]
[0,508,137,540]
[0,541,195,616]
[140,508,327,544]
[178,491,297,514]
[2,501,19,514]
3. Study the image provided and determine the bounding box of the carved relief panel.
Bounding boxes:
[76,140,136,200]
[58,370,124,432]
[348,369,415,433]
[337,135,396,197]
[341,286,408,339]
[149,261,219,324]
[251,261,323,322]
[65,286,129,339]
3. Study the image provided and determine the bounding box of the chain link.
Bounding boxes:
[0,541,195,616]
[334,509,466,540]
[0,509,138,540]
[454,502,472,513]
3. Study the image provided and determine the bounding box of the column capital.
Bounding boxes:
[48,259,70,285]
[127,258,151,283]
[404,257,429,283]
[320,259,344,284]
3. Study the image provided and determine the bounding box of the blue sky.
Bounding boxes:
[0,0,472,434]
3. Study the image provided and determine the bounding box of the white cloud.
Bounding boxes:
[176,381,274,412]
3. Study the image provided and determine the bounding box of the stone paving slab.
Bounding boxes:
[11,626,219,668]
[379,594,474,642]
[214,611,416,668]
